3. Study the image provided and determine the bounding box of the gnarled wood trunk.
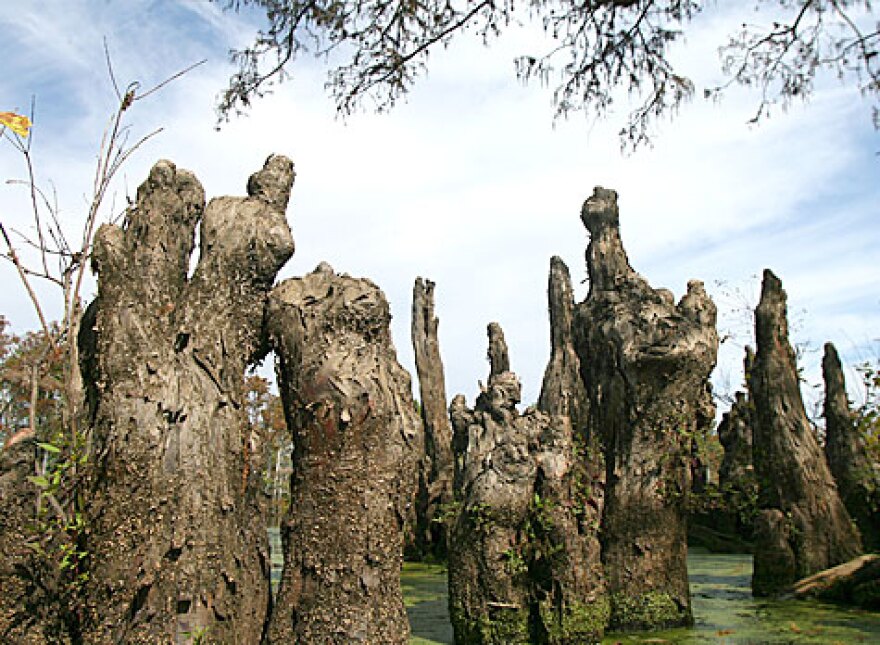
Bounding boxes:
[718,390,754,494]
[822,341,880,552]
[448,320,608,644]
[715,387,757,542]
[574,187,718,631]
[535,257,608,642]
[411,277,454,558]
[81,156,295,643]
[749,270,861,596]
[265,263,422,644]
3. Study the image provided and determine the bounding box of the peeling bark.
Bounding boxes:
[81,156,295,643]
[411,277,453,558]
[823,341,880,552]
[265,263,422,644]
[574,187,718,631]
[749,270,861,596]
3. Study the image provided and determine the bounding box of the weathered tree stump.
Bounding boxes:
[574,187,718,631]
[81,156,295,643]
[823,341,880,552]
[448,320,608,644]
[411,277,454,558]
[265,263,422,644]
[447,375,536,645]
[749,270,862,596]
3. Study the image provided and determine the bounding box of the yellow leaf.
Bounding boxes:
[0,111,31,137]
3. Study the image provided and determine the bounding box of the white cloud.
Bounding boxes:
[1,0,878,416]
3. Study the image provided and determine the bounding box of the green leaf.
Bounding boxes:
[37,442,60,453]
[28,475,50,489]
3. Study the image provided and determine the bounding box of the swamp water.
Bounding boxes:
[402,548,880,644]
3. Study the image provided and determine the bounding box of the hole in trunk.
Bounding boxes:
[128,583,151,621]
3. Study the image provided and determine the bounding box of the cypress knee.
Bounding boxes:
[538,256,589,434]
[718,391,754,495]
[448,324,535,644]
[448,320,608,644]
[82,156,295,643]
[574,187,718,631]
[823,341,880,552]
[716,388,757,541]
[411,277,454,558]
[749,270,861,596]
[265,263,422,644]
[536,256,608,642]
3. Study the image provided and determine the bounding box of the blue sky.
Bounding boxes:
[1,0,878,416]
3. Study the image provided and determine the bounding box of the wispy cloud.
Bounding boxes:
[1,0,877,414]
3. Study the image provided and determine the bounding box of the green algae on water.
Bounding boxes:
[403,551,880,644]
[603,549,880,644]
[403,562,454,644]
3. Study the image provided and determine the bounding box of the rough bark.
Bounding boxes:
[823,341,880,551]
[447,378,536,645]
[81,156,295,643]
[690,383,716,496]
[265,262,422,644]
[448,322,608,644]
[718,391,754,491]
[535,260,608,643]
[0,438,74,643]
[715,389,757,542]
[573,187,718,631]
[749,270,862,596]
[529,419,608,644]
[411,277,454,558]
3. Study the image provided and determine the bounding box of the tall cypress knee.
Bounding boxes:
[265,263,422,644]
[574,187,718,631]
[536,256,608,642]
[538,256,589,435]
[411,277,454,558]
[749,270,861,596]
[448,319,608,644]
[447,325,533,644]
[823,341,880,551]
[716,385,757,542]
[82,156,295,643]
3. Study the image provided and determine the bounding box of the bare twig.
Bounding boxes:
[0,222,56,349]
[135,58,207,102]
[103,38,123,103]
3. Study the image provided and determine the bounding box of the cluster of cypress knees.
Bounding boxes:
[0,157,876,643]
